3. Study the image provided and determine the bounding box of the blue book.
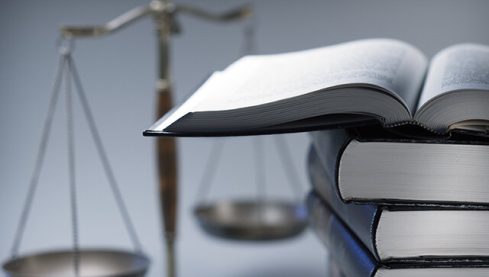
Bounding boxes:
[307,192,489,277]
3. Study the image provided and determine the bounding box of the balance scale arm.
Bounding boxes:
[60,2,251,38]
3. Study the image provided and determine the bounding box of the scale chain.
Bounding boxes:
[194,12,256,205]
[11,58,66,258]
[64,51,81,277]
[254,137,266,206]
[274,136,303,202]
[194,139,226,204]
[67,54,143,253]
[10,56,66,258]
[10,40,143,271]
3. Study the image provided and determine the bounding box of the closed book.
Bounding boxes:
[307,192,489,277]
[308,146,489,261]
[310,128,489,205]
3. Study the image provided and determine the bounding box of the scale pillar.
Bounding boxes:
[153,1,178,276]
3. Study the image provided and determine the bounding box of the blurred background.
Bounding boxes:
[1,0,489,276]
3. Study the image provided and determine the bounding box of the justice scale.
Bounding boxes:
[3,1,308,276]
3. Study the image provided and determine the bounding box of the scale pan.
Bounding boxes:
[194,199,307,241]
[3,249,150,277]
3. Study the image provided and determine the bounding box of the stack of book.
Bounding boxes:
[307,128,489,277]
[145,38,489,276]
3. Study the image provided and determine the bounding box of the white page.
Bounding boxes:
[151,72,224,131]
[193,39,427,113]
[418,43,489,110]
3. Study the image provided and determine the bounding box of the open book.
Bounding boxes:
[144,39,489,137]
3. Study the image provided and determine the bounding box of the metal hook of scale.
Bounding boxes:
[3,36,150,277]
[57,35,76,56]
[192,12,307,242]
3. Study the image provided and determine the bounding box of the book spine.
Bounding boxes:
[307,192,378,277]
[309,129,351,199]
[308,141,381,259]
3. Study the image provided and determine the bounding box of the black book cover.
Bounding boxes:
[310,128,489,207]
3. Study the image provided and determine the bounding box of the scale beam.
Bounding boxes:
[60,2,251,38]
[61,4,153,37]
[177,4,252,22]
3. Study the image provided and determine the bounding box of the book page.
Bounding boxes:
[193,39,427,113]
[150,72,224,131]
[417,43,489,109]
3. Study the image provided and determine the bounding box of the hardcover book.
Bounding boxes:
[145,38,489,137]
[307,192,489,277]
[308,146,489,261]
[310,128,489,205]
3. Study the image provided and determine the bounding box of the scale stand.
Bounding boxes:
[60,1,251,277]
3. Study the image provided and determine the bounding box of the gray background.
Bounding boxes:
[1,0,489,276]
